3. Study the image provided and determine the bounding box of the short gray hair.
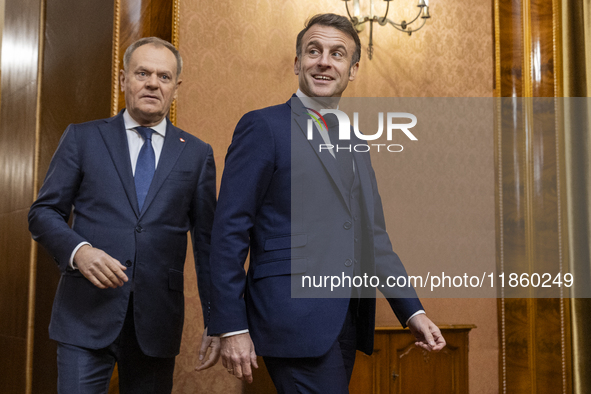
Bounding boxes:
[123,37,183,79]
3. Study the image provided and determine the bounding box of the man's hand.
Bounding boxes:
[74,245,128,289]
[407,314,446,352]
[195,327,220,371]
[220,332,258,383]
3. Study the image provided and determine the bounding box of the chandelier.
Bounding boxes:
[342,0,431,60]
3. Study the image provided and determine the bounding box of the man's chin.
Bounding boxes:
[306,89,333,98]
[131,108,166,124]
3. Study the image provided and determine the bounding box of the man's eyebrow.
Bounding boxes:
[305,40,348,54]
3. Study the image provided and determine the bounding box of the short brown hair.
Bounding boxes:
[296,13,361,66]
[123,37,183,79]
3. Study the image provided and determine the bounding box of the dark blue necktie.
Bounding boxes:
[326,114,354,192]
[135,127,156,211]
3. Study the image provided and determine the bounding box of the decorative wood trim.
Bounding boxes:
[494,0,501,97]
[553,0,563,98]
[172,0,180,49]
[492,6,505,390]
[169,0,180,126]
[26,1,47,392]
[523,99,536,393]
[111,0,121,117]
[522,0,533,98]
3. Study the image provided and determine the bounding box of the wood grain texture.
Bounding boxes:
[494,0,571,392]
[0,0,43,391]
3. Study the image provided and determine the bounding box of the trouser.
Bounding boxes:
[56,294,176,394]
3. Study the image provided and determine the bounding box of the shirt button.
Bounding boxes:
[343,221,352,230]
[125,260,133,267]
[344,259,353,267]
[135,226,143,233]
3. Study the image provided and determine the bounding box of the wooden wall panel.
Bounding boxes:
[0,0,114,392]
[0,0,42,391]
[494,0,571,392]
[31,1,115,392]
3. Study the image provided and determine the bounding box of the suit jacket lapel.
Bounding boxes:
[288,96,350,210]
[139,119,186,218]
[99,111,140,217]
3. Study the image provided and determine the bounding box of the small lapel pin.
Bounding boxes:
[180,138,186,143]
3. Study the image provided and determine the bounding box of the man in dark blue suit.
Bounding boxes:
[208,13,445,393]
[28,37,219,393]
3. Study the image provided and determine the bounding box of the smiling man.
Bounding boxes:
[28,37,218,394]
[208,13,445,394]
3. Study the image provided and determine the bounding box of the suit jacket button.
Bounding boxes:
[343,221,352,230]
[125,260,132,267]
[344,259,353,267]
[135,226,143,233]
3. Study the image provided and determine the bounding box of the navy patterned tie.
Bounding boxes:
[134,127,156,211]
[326,114,354,192]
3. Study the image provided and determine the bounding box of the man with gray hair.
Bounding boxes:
[29,37,219,393]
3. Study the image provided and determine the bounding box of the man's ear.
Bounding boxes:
[119,69,126,92]
[348,62,359,82]
[173,79,182,100]
[294,57,300,76]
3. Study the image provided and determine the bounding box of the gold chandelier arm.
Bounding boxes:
[386,15,427,35]
[385,6,423,28]
[345,0,354,21]
[379,0,391,23]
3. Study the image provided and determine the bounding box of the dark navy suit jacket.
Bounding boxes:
[28,110,216,358]
[208,96,422,358]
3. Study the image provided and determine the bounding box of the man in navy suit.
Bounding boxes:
[28,37,219,393]
[208,14,446,393]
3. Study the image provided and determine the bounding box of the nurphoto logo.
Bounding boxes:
[305,108,418,153]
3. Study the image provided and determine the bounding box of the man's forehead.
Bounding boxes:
[129,45,176,68]
[302,25,354,48]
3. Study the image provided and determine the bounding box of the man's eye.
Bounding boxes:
[309,49,319,55]
[161,75,170,80]
[333,52,343,57]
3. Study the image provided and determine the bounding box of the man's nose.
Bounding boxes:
[317,52,331,68]
[145,74,159,88]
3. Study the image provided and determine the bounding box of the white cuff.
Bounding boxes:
[220,329,249,338]
[69,242,91,270]
[405,310,426,326]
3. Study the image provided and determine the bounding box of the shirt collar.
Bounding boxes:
[296,89,340,112]
[123,109,167,137]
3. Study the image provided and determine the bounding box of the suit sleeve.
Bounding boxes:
[28,124,87,272]
[365,154,424,327]
[207,111,276,336]
[190,144,217,327]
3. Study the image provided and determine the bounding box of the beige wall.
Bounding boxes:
[175,0,496,393]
